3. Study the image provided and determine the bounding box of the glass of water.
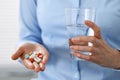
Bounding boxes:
[65,8,96,60]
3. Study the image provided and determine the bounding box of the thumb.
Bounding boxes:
[11,47,24,60]
[85,20,102,39]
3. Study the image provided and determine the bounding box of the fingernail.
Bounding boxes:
[70,46,74,49]
[76,53,80,57]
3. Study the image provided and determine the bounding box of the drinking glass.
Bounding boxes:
[65,8,96,60]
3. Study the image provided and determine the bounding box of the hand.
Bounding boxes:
[11,43,49,72]
[70,20,120,69]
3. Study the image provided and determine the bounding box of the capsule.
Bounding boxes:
[29,58,34,63]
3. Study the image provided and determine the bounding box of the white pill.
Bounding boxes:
[34,56,41,63]
[33,51,38,55]
[29,53,36,58]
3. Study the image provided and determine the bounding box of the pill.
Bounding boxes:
[29,53,36,58]
[34,56,41,63]
[25,54,30,59]
[37,53,43,59]
[29,58,34,63]
[33,51,37,55]
[28,51,33,55]
[25,51,44,63]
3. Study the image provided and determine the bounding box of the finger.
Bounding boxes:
[11,47,24,60]
[22,58,35,70]
[69,38,88,46]
[33,62,41,73]
[73,52,91,60]
[70,45,94,52]
[85,20,102,39]
[71,36,97,45]
[41,53,49,64]
[39,62,45,71]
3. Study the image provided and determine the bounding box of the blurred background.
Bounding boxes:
[0,0,36,80]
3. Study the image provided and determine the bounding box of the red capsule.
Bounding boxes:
[37,53,43,59]
[29,58,34,63]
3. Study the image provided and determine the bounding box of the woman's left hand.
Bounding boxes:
[70,20,120,69]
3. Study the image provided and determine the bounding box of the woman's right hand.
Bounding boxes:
[11,43,49,73]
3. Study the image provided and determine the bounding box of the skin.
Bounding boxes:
[11,43,49,73]
[70,20,120,69]
[11,20,120,72]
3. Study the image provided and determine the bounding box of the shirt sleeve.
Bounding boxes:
[18,0,42,45]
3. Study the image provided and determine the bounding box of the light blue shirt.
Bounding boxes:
[19,0,120,80]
